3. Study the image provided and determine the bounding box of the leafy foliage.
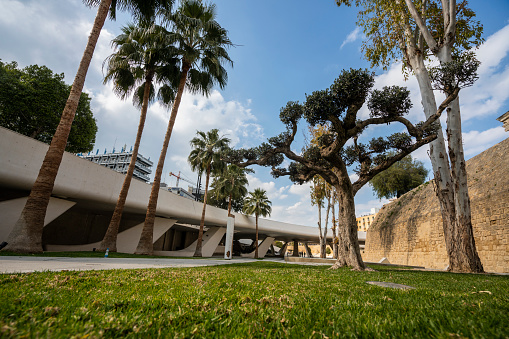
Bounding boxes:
[429,52,481,94]
[103,22,178,108]
[209,165,252,214]
[370,154,429,199]
[368,86,412,118]
[188,129,230,176]
[226,68,454,195]
[160,0,234,96]
[243,188,272,219]
[336,0,484,70]
[84,0,173,21]
[0,61,97,153]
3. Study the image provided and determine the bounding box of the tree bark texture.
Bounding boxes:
[135,66,190,255]
[5,0,113,253]
[322,194,331,258]
[331,193,339,259]
[444,99,483,272]
[334,182,365,270]
[317,200,326,259]
[413,55,483,272]
[194,163,211,257]
[100,74,153,253]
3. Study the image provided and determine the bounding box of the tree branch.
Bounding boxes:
[420,86,460,130]
[352,134,437,194]
[403,0,439,52]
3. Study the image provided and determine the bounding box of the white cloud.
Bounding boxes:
[340,27,363,49]
[462,126,507,157]
[355,198,390,217]
[0,0,99,84]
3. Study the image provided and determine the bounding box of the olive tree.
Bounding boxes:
[225,68,462,270]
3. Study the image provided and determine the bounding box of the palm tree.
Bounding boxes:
[210,165,252,216]
[135,0,233,255]
[4,0,173,253]
[99,22,177,253]
[243,188,272,259]
[188,129,230,257]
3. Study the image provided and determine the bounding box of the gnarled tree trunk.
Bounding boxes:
[330,166,365,270]
[5,0,113,253]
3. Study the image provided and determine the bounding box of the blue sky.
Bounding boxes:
[1,0,508,227]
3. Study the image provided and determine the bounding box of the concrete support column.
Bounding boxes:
[304,242,313,257]
[292,240,299,257]
[278,242,288,257]
[224,216,234,259]
[240,237,275,258]
[1,197,76,243]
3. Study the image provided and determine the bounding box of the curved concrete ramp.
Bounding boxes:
[46,217,176,253]
[154,226,226,257]
[241,237,275,258]
[0,197,76,242]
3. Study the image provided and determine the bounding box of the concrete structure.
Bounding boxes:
[357,208,380,232]
[0,256,274,274]
[363,137,509,273]
[497,111,509,131]
[0,127,344,258]
[168,186,196,200]
[80,148,153,183]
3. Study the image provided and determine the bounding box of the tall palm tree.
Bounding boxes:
[210,165,252,216]
[135,0,233,255]
[4,0,173,253]
[188,129,230,257]
[243,188,272,259]
[99,22,177,253]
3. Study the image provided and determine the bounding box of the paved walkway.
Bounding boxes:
[0,256,288,274]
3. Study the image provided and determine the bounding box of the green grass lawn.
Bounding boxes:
[1,262,508,338]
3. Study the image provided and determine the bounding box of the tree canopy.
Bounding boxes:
[209,165,252,215]
[370,153,428,199]
[336,0,483,70]
[0,61,97,153]
[225,68,461,270]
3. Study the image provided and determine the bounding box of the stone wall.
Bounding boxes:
[364,137,509,273]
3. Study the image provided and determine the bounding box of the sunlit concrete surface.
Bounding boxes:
[0,256,284,274]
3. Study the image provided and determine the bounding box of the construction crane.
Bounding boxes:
[169,171,195,188]
[169,171,203,202]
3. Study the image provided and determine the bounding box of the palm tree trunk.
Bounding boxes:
[5,0,112,253]
[194,163,211,257]
[99,74,153,252]
[255,214,259,259]
[135,66,190,255]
